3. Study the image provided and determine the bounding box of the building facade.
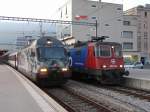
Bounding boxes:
[55,0,123,44]
[54,0,150,63]
[124,4,150,62]
[122,15,140,62]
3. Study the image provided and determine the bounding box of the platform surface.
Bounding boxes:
[126,69,150,80]
[124,68,150,91]
[0,63,67,112]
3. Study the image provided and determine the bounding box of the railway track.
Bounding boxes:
[68,80,150,112]
[103,86,150,102]
[75,79,150,102]
[45,87,115,112]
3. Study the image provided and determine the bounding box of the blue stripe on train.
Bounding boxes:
[70,46,88,69]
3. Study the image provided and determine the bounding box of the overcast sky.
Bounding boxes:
[0,0,149,19]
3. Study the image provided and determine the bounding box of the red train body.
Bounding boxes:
[70,41,128,84]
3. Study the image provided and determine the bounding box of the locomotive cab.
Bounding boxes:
[15,37,71,86]
[91,42,126,84]
[35,38,71,85]
[94,43,124,70]
[70,40,127,85]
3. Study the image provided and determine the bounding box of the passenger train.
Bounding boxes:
[3,37,71,86]
[70,37,129,84]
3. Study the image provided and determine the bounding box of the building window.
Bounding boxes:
[145,12,147,17]
[105,24,110,26]
[137,37,141,51]
[117,19,122,21]
[117,8,122,10]
[91,5,96,7]
[66,6,68,15]
[144,24,145,28]
[61,10,62,18]
[123,42,133,49]
[91,17,96,19]
[144,32,148,37]
[122,31,133,38]
[123,21,130,25]
[144,38,148,50]
[137,32,141,36]
[138,23,141,29]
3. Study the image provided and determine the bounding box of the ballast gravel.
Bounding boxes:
[64,80,150,112]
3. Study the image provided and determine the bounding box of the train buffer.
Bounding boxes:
[0,63,67,112]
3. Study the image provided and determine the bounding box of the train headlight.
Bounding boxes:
[61,68,68,72]
[40,68,48,72]
[120,65,123,68]
[46,39,53,45]
[47,41,52,44]
[102,65,107,68]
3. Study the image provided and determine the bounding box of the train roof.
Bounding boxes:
[36,36,64,47]
[95,41,121,46]
[74,41,121,48]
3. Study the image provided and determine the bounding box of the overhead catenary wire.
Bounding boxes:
[0,16,96,26]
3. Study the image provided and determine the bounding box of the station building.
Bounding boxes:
[54,0,150,63]
[55,0,123,44]
[124,4,150,63]
[122,15,140,63]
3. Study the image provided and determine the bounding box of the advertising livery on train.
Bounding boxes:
[3,36,71,86]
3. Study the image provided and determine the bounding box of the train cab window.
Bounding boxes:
[96,46,111,57]
[114,46,122,57]
[37,47,66,60]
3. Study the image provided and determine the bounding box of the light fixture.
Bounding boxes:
[120,65,123,68]
[40,68,48,72]
[61,68,68,72]
[102,65,107,68]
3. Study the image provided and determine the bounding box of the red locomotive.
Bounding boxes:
[70,37,129,84]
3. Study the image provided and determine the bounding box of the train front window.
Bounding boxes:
[114,46,122,57]
[37,47,66,60]
[96,45,111,57]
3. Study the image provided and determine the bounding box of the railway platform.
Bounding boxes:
[0,62,67,112]
[123,69,150,91]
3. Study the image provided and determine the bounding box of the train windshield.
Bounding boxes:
[37,47,67,60]
[114,45,122,57]
[95,45,111,57]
